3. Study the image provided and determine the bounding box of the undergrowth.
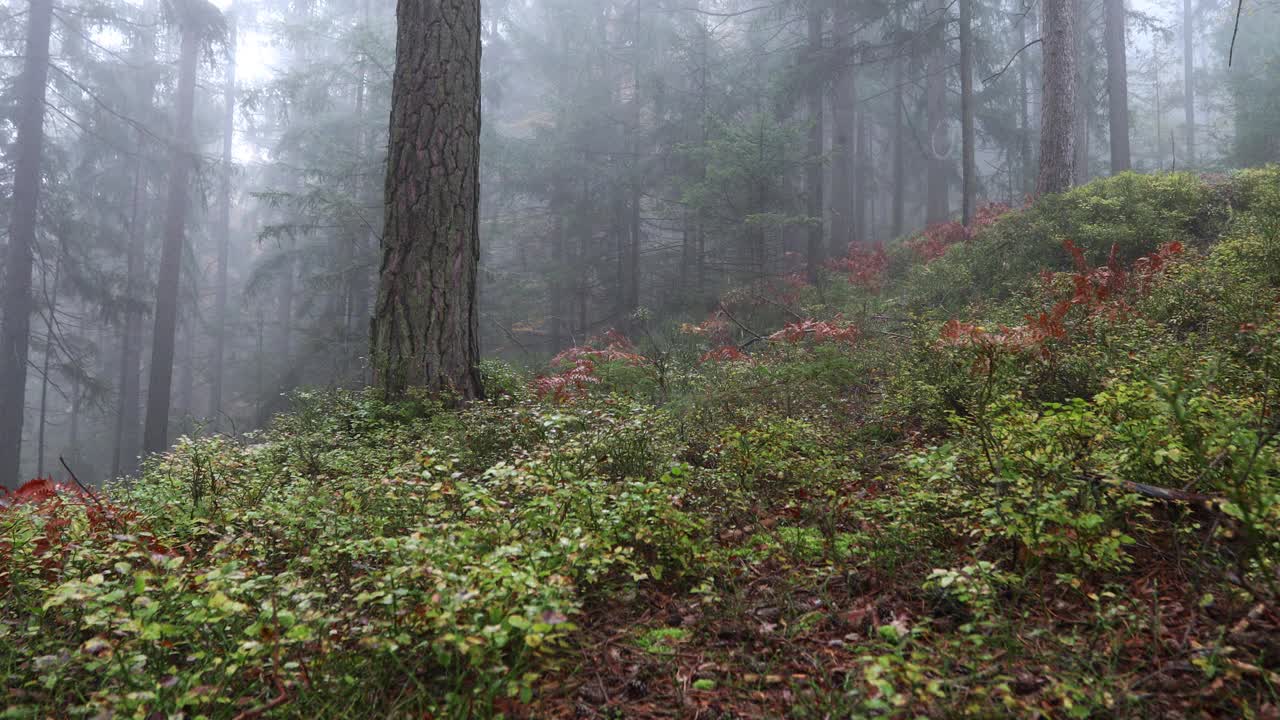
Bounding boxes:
[3,168,1279,718]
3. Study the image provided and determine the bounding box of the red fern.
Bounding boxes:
[769,317,862,345]
[827,244,888,291]
[699,345,750,364]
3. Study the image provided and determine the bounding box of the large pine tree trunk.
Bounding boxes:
[1037,0,1077,195]
[1104,0,1130,172]
[372,0,483,400]
[210,14,236,424]
[0,0,55,486]
[143,22,201,456]
[805,1,826,282]
[959,0,976,225]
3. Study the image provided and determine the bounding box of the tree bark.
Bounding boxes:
[1182,0,1195,167]
[805,1,826,282]
[1019,8,1033,195]
[35,256,60,479]
[830,0,854,254]
[1104,0,1130,172]
[210,13,236,424]
[892,45,906,238]
[1071,0,1090,185]
[143,21,201,456]
[959,0,976,225]
[1037,0,1077,195]
[113,126,148,479]
[0,0,55,487]
[925,0,950,224]
[372,0,483,400]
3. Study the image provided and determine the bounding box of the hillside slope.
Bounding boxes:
[3,169,1278,719]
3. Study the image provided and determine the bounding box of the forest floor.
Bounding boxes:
[3,169,1280,719]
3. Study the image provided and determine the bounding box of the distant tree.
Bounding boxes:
[143,0,225,456]
[371,0,484,400]
[959,0,977,224]
[1105,0,1131,172]
[1038,0,1077,194]
[1183,0,1195,166]
[925,0,950,223]
[804,0,825,282]
[0,0,54,487]
[210,11,236,426]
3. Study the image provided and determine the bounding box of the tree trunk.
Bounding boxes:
[0,0,54,487]
[1019,8,1033,195]
[1071,0,1090,185]
[1182,0,1195,167]
[805,1,826,282]
[1104,0,1130,172]
[143,21,201,456]
[853,106,869,243]
[210,13,236,425]
[892,48,906,238]
[830,1,854,254]
[372,0,483,400]
[925,0,949,224]
[960,0,976,225]
[1037,0,1077,195]
[114,128,147,479]
[35,257,60,479]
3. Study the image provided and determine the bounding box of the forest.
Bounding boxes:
[1,0,1279,716]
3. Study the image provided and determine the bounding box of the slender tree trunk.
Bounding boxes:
[35,257,60,479]
[1182,0,1194,167]
[625,0,643,319]
[1104,0,1130,172]
[143,22,201,456]
[830,1,854,253]
[892,49,906,237]
[210,13,236,424]
[114,129,147,479]
[925,0,949,223]
[1037,0,1077,195]
[1019,7,1033,195]
[960,0,976,224]
[371,0,483,399]
[805,1,826,282]
[854,107,869,242]
[0,0,54,486]
[1072,0,1090,185]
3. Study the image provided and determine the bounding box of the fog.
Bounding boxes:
[1,0,1276,486]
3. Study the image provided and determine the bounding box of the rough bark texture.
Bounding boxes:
[372,0,483,400]
[959,0,976,225]
[805,1,825,283]
[0,0,54,487]
[211,15,236,424]
[143,22,200,456]
[1104,0,1130,172]
[925,0,949,224]
[1037,0,1077,195]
